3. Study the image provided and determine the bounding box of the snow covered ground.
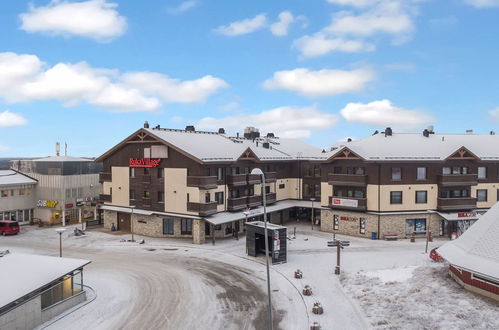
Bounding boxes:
[1,222,498,330]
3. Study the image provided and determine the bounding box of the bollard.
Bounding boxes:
[312,302,324,315]
[294,269,303,279]
[310,322,321,330]
[303,285,312,296]
[410,232,415,243]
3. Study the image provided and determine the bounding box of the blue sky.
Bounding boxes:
[1,0,499,157]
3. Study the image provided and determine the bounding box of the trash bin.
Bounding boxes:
[371,232,377,240]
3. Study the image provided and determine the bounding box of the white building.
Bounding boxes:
[0,170,37,224]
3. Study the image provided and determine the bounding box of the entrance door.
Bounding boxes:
[117,212,131,232]
[235,220,240,233]
[205,222,211,236]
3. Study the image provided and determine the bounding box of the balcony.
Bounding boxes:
[227,174,247,186]
[437,197,477,211]
[265,192,277,204]
[187,176,218,189]
[99,194,111,202]
[99,172,111,183]
[227,196,248,211]
[247,174,262,185]
[247,195,263,208]
[187,202,218,216]
[328,174,367,187]
[328,196,367,211]
[265,172,277,183]
[437,174,477,187]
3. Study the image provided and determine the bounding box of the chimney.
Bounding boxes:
[262,142,270,149]
[347,138,352,142]
[427,125,434,134]
[266,133,275,138]
[56,142,60,156]
[491,131,496,135]
[218,128,225,134]
[185,125,195,132]
[144,121,149,128]
[236,132,239,138]
[423,129,430,137]
[385,127,393,137]
[466,129,473,135]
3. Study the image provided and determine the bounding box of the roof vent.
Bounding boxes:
[267,132,275,138]
[263,142,270,149]
[466,129,473,135]
[243,126,260,139]
[423,129,430,137]
[491,131,496,135]
[347,138,352,142]
[144,121,149,128]
[384,127,393,137]
[185,125,195,132]
[218,128,225,134]
[154,125,161,129]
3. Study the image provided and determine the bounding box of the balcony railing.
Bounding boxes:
[187,176,218,189]
[265,193,277,204]
[99,172,111,183]
[437,174,477,187]
[227,196,248,211]
[247,195,263,207]
[328,174,367,187]
[264,172,277,183]
[227,174,247,186]
[187,202,218,216]
[437,197,477,211]
[328,196,367,211]
[247,174,262,185]
[99,194,111,202]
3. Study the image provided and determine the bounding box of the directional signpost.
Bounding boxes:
[327,238,350,275]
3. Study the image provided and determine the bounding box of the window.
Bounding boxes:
[391,168,402,181]
[1,190,8,197]
[216,168,223,180]
[441,189,470,198]
[405,219,426,235]
[279,183,285,189]
[187,193,190,202]
[452,167,461,175]
[157,169,163,178]
[144,167,150,175]
[333,215,339,230]
[215,192,224,204]
[19,189,25,196]
[415,191,427,204]
[78,187,83,197]
[477,189,487,202]
[390,191,403,204]
[158,191,164,202]
[130,167,135,178]
[130,189,136,200]
[181,219,193,235]
[442,167,451,175]
[333,167,342,174]
[205,192,211,203]
[314,165,321,177]
[144,190,150,198]
[144,147,151,158]
[347,167,364,175]
[478,167,487,179]
[71,188,77,197]
[265,185,271,194]
[230,189,240,198]
[359,218,366,234]
[163,218,174,235]
[417,167,426,180]
[231,167,239,175]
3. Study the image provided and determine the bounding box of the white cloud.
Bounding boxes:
[0,52,228,112]
[326,0,373,7]
[293,33,374,58]
[167,1,198,15]
[214,13,267,36]
[488,107,499,121]
[263,68,375,97]
[19,0,127,41]
[270,11,294,36]
[384,63,415,71]
[196,106,338,138]
[465,0,499,8]
[0,111,28,128]
[340,99,433,128]
[0,145,10,152]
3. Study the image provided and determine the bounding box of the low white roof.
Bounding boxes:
[0,252,90,309]
[438,202,499,279]
[332,132,499,161]
[100,204,201,220]
[0,170,37,187]
[32,156,94,162]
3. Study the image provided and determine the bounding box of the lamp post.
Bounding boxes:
[310,198,316,230]
[250,168,273,330]
[130,205,136,242]
[55,228,67,257]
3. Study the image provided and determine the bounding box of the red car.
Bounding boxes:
[429,247,443,262]
[0,221,20,236]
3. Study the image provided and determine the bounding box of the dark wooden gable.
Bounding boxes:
[127,131,162,144]
[328,147,362,161]
[238,147,260,162]
[447,146,480,160]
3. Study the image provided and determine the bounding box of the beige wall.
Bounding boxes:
[164,168,197,215]
[321,182,331,207]
[472,183,498,208]
[254,183,275,196]
[276,178,301,200]
[111,167,129,207]
[371,184,438,212]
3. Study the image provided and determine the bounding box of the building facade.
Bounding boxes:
[0,170,37,224]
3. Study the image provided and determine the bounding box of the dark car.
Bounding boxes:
[429,247,443,262]
[0,221,20,236]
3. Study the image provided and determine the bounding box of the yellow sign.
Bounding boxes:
[37,200,58,208]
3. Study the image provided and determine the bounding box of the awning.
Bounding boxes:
[205,199,324,226]
[437,210,486,221]
[99,204,201,220]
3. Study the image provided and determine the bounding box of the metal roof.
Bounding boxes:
[0,170,37,187]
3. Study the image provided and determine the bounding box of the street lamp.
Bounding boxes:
[310,198,316,230]
[130,205,136,242]
[250,168,273,330]
[327,237,350,275]
[55,228,67,257]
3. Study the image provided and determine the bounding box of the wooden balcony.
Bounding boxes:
[99,194,111,202]
[265,172,277,183]
[328,196,367,211]
[187,202,218,216]
[437,174,477,187]
[227,196,248,211]
[437,197,477,211]
[187,176,218,189]
[328,174,367,187]
[247,195,263,207]
[227,174,247,186]
[247,174,262,185]
[265,193,277,204]
[99,172,111,183]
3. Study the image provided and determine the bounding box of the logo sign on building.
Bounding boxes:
[340,216,358,222]
[331,198,358,208]
[457,211,484,218]
[37,200,58,208]
[129,158,161,168]
[273,230,280,251]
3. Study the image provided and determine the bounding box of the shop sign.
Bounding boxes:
[65,203,74,209]
[76,198,84,207]
[340,216,358,222]
[457,211,483,218]
[129,158,161,168]
[331,198,358,208]
[273,230,280,251]
[37,200,58,208]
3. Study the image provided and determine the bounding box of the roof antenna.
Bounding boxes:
[65,142,67,156]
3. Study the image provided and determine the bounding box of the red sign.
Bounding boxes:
[129,158,161,168]
[340,216,358,222]
[457,211,484,218]
[65,203,74,209]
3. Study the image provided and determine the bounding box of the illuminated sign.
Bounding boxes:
[129,158,161,168]
[37,200,58,208]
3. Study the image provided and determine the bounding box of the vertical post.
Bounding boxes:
[62,202,66,227]
[59,232,62,257]
[79,207,82,223]
[311,198,315,230]
[131,206,135,242]
[211,224,215,246]
[425,213,431,254]
[261,173,273,330]
[335,244,340,275]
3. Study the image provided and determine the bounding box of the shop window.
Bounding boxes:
[390,191,403,204]
[391,168,402,181]
[415,191,427,204]
[478,167,487,179]
[181,219,193,235]
[78,187,83,197]
[333,215,339,230]
[477,189,487,202]
[405,219,426,235]
[359,218,366,234]
[19,189,25,196]
[130,189,136,200]
[162,218,174,235]
[215,192,224,205]
[158,191,164,203]
[71,188,77,197]
[417,167,426,180]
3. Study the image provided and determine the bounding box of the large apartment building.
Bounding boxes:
[97,124,499,244]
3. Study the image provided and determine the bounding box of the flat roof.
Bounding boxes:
[246,221,286,230]
[0,252,91,309]
[100,204,201,220]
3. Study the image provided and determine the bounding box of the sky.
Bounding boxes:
[1,0,499,157]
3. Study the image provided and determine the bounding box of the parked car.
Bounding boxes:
[0,221,20,236]
[429,247,443,262]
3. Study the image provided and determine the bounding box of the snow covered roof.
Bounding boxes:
[100,204,201,220]
[331,132,499,161]
[32,155,94,162]
[438,202,499,279]
[144,128,326,162]
[0,170,37,187]
[0,252,90,309]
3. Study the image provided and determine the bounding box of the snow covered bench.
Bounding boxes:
[383,234,399,241]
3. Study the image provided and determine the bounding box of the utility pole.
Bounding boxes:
[310,198,315,230]
[328,238,350,275]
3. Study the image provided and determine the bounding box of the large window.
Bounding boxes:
[415,191,427,204]
[478,167,487,179]
[477,189,488,202]
[440,189,470,198]
[347,167,365,175]
[417,167,426,180]
[391,168,402,181]
[181,219,193,235]
[405,219,426,235]
[390,191,403,204]
[216,168,223,180]
[443,166,468,175]
[333,188,364,199]
[215,192,224,204]
[163,218,174,235]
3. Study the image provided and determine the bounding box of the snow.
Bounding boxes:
[363,266,417,284]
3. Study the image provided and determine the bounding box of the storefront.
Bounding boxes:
[437,210,485,238]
